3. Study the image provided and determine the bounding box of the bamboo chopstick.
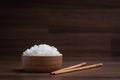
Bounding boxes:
[51,63,103,75]
[51,62,87,73]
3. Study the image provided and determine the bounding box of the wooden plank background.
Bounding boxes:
[0,0,120,57]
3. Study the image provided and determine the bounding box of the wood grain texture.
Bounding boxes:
[0,0,120,57]
[0,57,120,80]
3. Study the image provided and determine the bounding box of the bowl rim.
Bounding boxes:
[21,55,63,57]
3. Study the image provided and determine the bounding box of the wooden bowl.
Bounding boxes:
[22,55,62,72]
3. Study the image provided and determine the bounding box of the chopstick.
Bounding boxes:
[51,63,103,75]
[51,62,87,73]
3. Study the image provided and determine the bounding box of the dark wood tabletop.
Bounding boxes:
[0,56,120,80]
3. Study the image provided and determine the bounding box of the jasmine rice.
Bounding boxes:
[23,44,62,56]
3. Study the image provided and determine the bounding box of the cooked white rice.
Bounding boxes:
[22,44,62,56]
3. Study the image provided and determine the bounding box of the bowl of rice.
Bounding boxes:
[22,44,62,72]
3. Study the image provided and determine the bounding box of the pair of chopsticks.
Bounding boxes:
[50,62,103,75]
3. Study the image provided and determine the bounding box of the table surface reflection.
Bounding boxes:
[0,56,120,80]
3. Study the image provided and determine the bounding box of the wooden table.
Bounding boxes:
[0,56,120,80]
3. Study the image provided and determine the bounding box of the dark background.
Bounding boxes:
[0,0,120,58]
